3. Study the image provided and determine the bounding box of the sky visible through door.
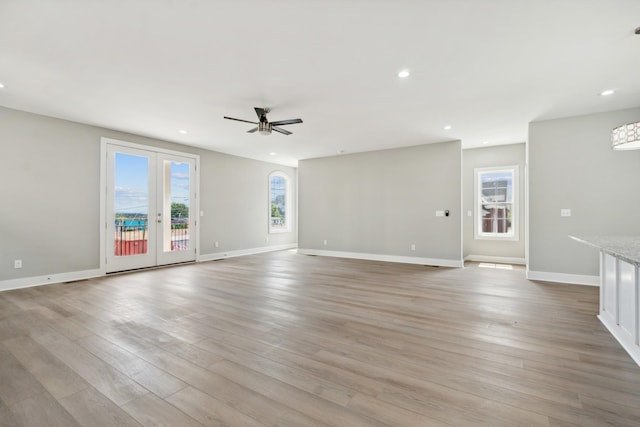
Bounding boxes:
[114,153,190,215]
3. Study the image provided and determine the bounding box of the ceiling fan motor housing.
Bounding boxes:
[258,121,272,135]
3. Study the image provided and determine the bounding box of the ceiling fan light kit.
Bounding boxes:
[224,107,303,136]
[258,121,271,135]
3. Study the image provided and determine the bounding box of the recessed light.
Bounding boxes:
[269,152,277,156]
[0,83,5,89]
[178,129,188,134]
[443,125,452,130]
[397,70,410,78]
[482,141,489,145]
[599,89,615,96]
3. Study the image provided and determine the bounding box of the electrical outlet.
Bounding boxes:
[410,244,416,251]
[214,241,219,248]
[323,239,328,245]
[14,259,22,269]
[265,236,269,242]
[435,210,445,217]
[560,209,571,217]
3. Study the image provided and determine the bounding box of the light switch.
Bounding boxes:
[560,209,571,217]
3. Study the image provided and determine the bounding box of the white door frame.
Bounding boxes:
[100,137,200,274]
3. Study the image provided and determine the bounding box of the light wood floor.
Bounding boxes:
[1,251,640,426]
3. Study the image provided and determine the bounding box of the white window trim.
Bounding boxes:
[268,171,291,234]
[474,165,519,241]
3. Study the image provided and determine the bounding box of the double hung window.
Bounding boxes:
[475,166,518,240]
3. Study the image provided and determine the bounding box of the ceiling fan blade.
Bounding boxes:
[247,127,259,133]
[272,126,292,135]
[224,116,258,125]
[270,118,303,126]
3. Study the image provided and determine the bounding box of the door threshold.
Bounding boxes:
[106,260,196,276]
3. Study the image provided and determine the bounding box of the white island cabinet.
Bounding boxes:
[570,236,640,366]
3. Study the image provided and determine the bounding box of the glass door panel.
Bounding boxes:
[114,152,149,256]
[156,154,196,266]
[106,146,157,272]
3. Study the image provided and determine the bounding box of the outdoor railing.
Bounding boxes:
[114,219,148,256]
[114,219,190,255]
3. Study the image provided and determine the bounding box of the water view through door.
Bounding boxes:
[105,144,196,273]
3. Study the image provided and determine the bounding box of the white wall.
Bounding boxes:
[298,141,462,266]
[528,107,640,282]
[463,143,526,263]
[0,106,296,285]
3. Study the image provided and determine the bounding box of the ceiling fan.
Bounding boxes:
[224,107,303,136]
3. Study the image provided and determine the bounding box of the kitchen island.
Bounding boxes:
[570,235,640,366]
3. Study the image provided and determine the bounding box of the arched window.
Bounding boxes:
[269,171,291,233]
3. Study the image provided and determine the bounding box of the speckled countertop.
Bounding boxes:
[570,235,640,267]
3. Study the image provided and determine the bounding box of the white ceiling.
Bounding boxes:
[1,1,639,167]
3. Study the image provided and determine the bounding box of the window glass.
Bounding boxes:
[475,167,518,240]
[269,172,290,233]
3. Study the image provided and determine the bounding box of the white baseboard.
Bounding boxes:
[297,248,464,268]
[198,243,298,262]
[0,269,103,292]
[464,254,526,265]
[526,270,599,286]
[1,244,299,292]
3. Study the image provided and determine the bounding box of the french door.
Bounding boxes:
[105,143,197,273]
